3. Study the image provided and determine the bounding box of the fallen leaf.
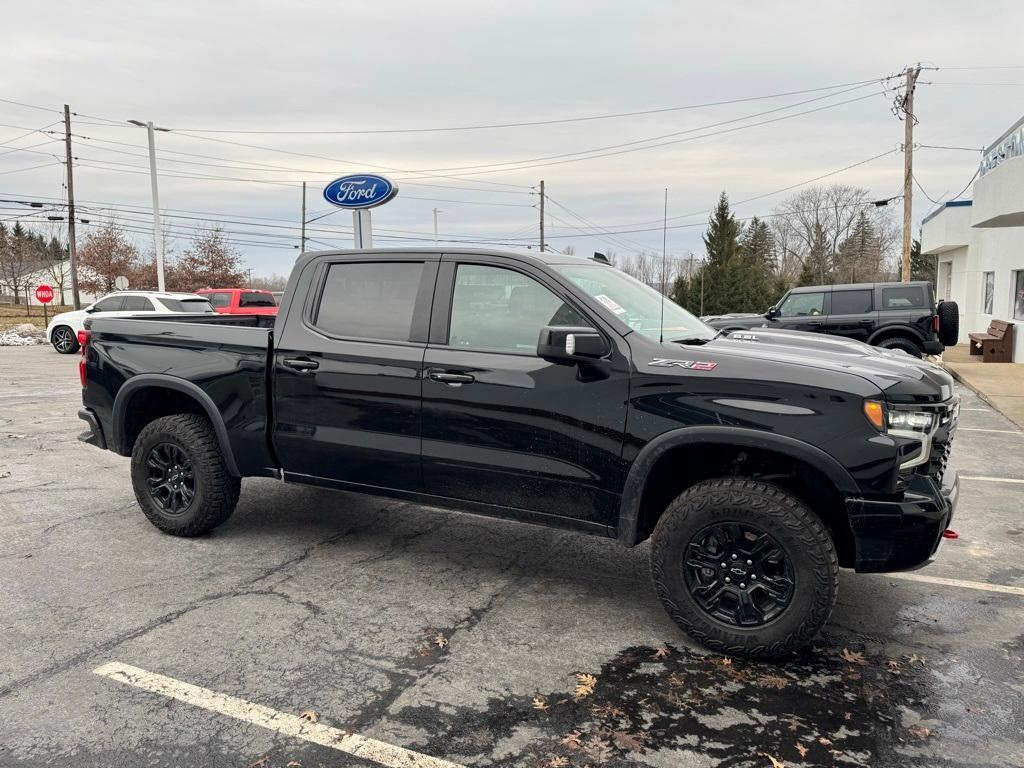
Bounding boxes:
[431,632,448,648]
[573,673,598,700]
[794,742,808,758]
[757,674,788,690]
[907,653,927,666]
[817,737,832,746]
[840,648,867,665]
[591,703,624,719]
[532,696,549,712]
[546,758,568,768]
[298,710,318,723]
[561,731,583,750]
[287,762,302,768]
[887,660,902,674]
[651,646,670,660]
[668,672,685,688]
[556,698,570,705]
[709,656,733,667]
[612,730,645,753]
[582,736,614,764]
[781,714,805,732]
[909,726,931,740]
[246,758,269,768]
[844,711,853,721]
[758,751,785,768]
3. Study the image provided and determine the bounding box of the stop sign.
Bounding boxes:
[35,284,54,304]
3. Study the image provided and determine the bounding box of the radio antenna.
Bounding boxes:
[659,187,668,344]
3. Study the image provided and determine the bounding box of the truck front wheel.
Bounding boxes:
[130,414,240,536]
[650,478,838,659]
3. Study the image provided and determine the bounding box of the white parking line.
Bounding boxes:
[886,572,1024,597]
[960,475,1024,484]
[958,427,1022,435]
[93,662,463,768]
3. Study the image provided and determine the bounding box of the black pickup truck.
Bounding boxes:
[77,248,959,658]
[704,281,959,358]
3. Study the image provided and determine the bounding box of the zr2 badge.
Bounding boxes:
[648,358,718,371]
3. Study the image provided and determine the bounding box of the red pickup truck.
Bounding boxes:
[196,288,278,316]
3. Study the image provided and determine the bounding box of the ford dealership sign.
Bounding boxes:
[323,174,398,209]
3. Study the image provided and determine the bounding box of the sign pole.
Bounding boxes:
[353,210,373,248]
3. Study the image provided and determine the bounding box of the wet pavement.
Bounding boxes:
[1,345,1022,767]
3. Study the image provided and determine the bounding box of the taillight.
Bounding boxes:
[932,315,940,332]
[78,330,90,387]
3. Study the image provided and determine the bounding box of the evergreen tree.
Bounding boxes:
[835,211,880,283]
[738,217,776,311]
[698,192,746,315]
[797,222,832,286]
[909,238,936,283]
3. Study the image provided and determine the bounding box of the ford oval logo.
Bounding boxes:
[323,174,398,209]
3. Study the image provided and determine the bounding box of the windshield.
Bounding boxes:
[554,263,714,341]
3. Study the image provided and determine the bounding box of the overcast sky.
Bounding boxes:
[2,1,1022,277]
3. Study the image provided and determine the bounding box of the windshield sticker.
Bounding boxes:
[594,293,627,315]
[649,358,717,371]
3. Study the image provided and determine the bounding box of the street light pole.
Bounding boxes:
[129,119,170,292]
[433,208,443,246]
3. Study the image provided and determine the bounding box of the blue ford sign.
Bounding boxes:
[323,174,398,209]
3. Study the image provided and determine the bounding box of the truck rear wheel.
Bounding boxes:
[130,414,240,536]
[650,478,838,659]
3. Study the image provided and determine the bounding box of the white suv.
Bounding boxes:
[46,291,215,353]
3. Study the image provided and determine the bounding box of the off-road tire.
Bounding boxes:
[937,301,959,347]
[650,478,838,659]
[130,414,240,536]
[876,336,923,358]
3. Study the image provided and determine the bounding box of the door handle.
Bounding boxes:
[858,319,874,325]
[283,357,319,372]
[806,320,822,327]
[428,370,475,385]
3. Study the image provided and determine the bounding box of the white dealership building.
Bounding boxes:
[922,115,1024,363]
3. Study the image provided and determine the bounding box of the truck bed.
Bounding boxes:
[82,313,278,477]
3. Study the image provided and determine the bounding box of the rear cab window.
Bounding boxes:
[880,286,927,310]
[313,261,424,342]
[829,289,873,315]
[240,291,277,307]
[205,292,233,308]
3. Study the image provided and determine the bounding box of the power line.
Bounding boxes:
[167,77,894,134]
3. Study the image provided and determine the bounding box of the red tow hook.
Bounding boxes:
[942,529,960,539]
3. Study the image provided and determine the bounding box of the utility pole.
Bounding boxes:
[63,105,81,310]
[300,182,307,251]
[539,179,546,252]
[900,64,921,282]
[433,208,442,246]
[128,119,169,291]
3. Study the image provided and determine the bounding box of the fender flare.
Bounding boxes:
[112,373,241,476]
[616,426,860,546]
[867,324,925,346]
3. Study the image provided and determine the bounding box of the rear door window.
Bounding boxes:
[122,296,155,311]
[314,261,424,342]
[829,289,872,315]
[880,286,926,309]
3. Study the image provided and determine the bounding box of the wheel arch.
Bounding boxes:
[112,374,241,476]
[867,324,925,347]
[616,427,859,564]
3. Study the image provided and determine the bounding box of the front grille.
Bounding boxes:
[923,400,958,484]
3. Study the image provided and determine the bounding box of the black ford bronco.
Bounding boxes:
[704,281,959,358]
[77,249,959,658]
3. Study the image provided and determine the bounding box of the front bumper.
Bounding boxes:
[846,471,958,572]
[77,407,107,450]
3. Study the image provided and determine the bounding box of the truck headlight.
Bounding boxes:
[887,410,934,432]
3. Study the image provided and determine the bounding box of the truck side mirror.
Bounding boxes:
[766,306,779,319]
[537,326,607,362]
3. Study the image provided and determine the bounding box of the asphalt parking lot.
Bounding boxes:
[1,345,1022,768]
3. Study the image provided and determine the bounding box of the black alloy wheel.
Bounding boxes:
[683,521,796,627]
[145,442,195,516]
